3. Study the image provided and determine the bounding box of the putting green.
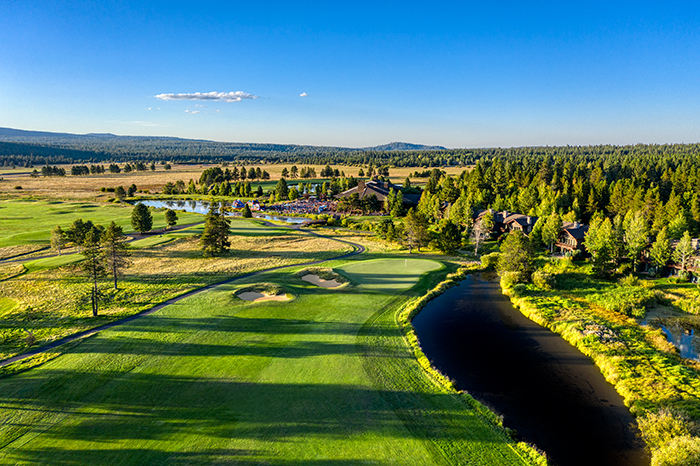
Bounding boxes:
[340,258,443,292]
[0,258,535,465]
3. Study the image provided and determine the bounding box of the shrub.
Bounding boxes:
[652,436,700,466]
[619,274,640,287]
[565,249,582,261]
[501,271,527,289]
[532,269,556,290]
[617,263,633,275]
[13,186,22,190]
[639,408,696,452]
[480,252,501,270]
[591,287,659,318]
[669,273,690,284]
[511,283,528,297]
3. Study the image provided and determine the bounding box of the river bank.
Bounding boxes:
[412,274,648,466]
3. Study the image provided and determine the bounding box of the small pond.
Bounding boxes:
[134,200,308,224]
[412,275,649,466]
[643,312,700,361]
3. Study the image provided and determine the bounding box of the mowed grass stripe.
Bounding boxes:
[0,259,533,465]
[0,199,203,249]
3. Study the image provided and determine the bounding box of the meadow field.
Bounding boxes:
[0,163,467,200]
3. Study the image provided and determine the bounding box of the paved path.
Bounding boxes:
[0,224,365,368]
[0,222,205,264]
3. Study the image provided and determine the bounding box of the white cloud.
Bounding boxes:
[300,92,308,97]
[155,91,258,102]
[185,110,201,114]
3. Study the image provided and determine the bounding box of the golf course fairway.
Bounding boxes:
[0,258,537,465]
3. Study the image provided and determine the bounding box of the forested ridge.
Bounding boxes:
[2,127,699,169]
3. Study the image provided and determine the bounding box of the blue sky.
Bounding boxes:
[1,1,699,148]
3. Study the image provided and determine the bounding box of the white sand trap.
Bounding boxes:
[301,274,343,288]
[238,291,290,302]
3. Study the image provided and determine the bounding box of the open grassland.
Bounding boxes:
[0,258,539,465]
[0,163,467,200]
[0,220,352,363]
[0,199,203,252]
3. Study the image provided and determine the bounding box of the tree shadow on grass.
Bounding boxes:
[0,372,511,464]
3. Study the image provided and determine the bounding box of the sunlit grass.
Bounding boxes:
[0,222,353,362]
[0,259,539,465]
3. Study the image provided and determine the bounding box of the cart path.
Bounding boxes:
[0,224,365,368]
[0,222,206,264]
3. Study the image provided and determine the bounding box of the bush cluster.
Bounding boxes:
[500,271,527,289]
[591,287,661,318]
[480,252,500,270]
[532,269,556,290]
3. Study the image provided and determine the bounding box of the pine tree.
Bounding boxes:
[497,230,534,276]
[80,226,106,316]
[131,203,153,234]
[165,209,178,229]
[101,221,131,290]
[275,178,289,201]
[242,204,253,218]
[437,219,461,254]
[200,203,231,256]
[403,208,430,253]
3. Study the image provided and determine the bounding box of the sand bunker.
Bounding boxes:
[238,291,290,302]
[301,274,343,289]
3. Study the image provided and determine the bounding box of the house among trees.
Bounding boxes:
[473,209,538,236]
[556,221,589,254]
[334,179,419,206]
[503,213,538,235]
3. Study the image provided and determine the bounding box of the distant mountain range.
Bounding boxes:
[0,127,446,152]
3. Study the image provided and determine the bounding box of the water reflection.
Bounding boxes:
[659,321,700,361]
[134,200,308,224]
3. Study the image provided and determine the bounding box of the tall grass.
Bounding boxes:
[501,263,700,465]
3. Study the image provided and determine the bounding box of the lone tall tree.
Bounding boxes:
[200,203,231,256]
[81,226,106,316]
[165,209,178,229]
[102,221,131,290]
[673,231,695,276]
[403,208,430,253]
[497,230,534,277]
[131,203,153,234]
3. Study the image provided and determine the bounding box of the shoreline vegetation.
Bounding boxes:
[397,262,548,465]
[494,260,700,466]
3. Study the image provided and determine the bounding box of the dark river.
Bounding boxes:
[412,275,649,466]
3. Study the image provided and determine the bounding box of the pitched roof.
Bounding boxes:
[561,221,588,239]
[335,180,418,205]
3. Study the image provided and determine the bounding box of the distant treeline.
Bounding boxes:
[3,137,700,170]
